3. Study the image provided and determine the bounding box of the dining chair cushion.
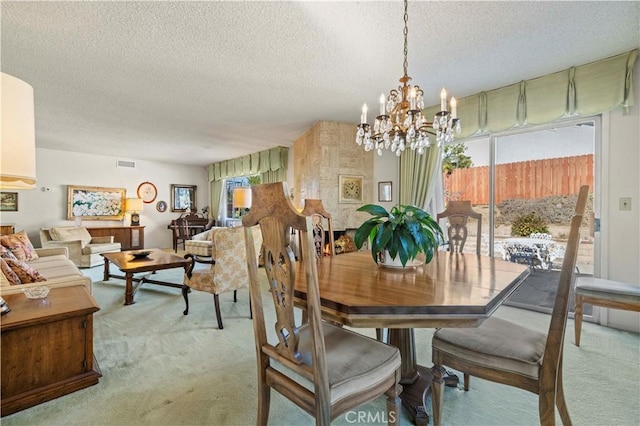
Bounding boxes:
[271,321,401,405]
[432,317,546,380]
[575,277,640,299]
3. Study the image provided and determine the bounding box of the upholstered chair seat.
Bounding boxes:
[433,317,546,380]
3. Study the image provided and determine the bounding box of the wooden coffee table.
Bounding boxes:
[102,249,189,305]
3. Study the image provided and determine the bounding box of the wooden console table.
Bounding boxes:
[1,286,101,416]
[87,226,145,250]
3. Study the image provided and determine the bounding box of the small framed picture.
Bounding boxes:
[156,200,167,213]
[378,181,392,202]
[0,192,18,212]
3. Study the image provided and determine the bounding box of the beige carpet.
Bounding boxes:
[2,265,639,426]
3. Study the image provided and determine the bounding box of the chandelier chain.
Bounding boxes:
[403,0,409,78]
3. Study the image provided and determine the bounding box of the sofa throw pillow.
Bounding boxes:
[0,257,22,285]
[50,226,92,245]
[0,244,18,261]
[0,230,39,262]
[3,257,46,284]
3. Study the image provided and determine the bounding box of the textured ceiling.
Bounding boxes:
[2,1,639,166]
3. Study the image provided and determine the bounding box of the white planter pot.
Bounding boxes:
[379,250,422,269]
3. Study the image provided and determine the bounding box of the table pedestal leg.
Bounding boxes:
[389,328,430,426]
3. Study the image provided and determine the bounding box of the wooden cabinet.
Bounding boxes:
[0,224,15,235]
[1,286,101,416]
[87,226,145,250]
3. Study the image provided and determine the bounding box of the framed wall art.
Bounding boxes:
[378,181,392,202]
[67,185,126,220]
[171,184,197,212]
[338,175,363,203]
[0,192,18,212]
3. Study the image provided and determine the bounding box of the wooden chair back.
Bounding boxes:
[437,200,482,255]
[242,183,331,418]
[300,198,335,258]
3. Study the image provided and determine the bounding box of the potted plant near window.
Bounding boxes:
[354,204,444,268]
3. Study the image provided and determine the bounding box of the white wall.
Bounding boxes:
[603,55,640,331]
[1,148,209,250]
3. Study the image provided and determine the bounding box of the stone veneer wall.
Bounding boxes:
[293,121,373,230]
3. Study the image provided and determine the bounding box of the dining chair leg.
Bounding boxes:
[538,387,556,426]
[213,294,223,329]
[430,365,446,426]
[182,285,190,315]
[574,294,584,346]
[385,380,402,426]
[257,376,271,426]
[555,356,572,425]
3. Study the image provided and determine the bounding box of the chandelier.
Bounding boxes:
[356,0,461,156]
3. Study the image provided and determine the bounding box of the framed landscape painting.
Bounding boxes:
[67,185,126,220]
[0,192,18,211]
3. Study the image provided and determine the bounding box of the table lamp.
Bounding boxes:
[233,187,252,218]
[126,198,144,226]
[1,73,36,190]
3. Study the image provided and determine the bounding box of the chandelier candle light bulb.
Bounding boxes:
[355,0,460,156]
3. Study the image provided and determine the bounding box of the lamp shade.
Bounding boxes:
[233,187,252,209]
[125,198,144,212]
[1,73,36,189]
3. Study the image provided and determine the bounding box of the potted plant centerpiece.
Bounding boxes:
[354,204,444,268]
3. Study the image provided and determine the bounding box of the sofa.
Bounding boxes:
[40,226,121,268]
[1,247,92,296]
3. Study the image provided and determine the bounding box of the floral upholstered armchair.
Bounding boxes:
[182,225,262,329]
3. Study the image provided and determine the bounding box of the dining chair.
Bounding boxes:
[437,200,482,255]
[429,185,589,426]
[300,198,335,258]
[242,182,402,426]
[174,217,191,252]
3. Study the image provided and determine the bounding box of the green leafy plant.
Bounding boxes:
[510,212,550,237]
[354,204,443,267]
[442,143,473,175]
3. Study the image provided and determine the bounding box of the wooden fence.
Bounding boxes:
[444,154,593,205]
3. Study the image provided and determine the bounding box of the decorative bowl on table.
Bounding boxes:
[23,285,50,299]
[131,250,151,259]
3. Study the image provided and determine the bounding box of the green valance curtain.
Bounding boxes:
[423,49,638,138]
[207,146,288,182]
[207,146,289,220]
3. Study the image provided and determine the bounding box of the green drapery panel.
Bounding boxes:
[399,145,442,209]
[208,146,289,181]
[423,49,637,137]
[209,179,223,221]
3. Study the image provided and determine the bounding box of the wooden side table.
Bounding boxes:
[1,286,101,416]
[0,224,15,235]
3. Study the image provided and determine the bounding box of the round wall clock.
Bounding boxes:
[137,181,158,203]
[156,200,167,213]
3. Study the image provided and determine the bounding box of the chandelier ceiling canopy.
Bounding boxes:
[356,0,461,156]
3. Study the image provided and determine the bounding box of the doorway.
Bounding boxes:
[442,118,599,315]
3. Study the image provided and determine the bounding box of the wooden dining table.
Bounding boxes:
[293,250,530,425]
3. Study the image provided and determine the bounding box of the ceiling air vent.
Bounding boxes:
[116,159,136,168]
